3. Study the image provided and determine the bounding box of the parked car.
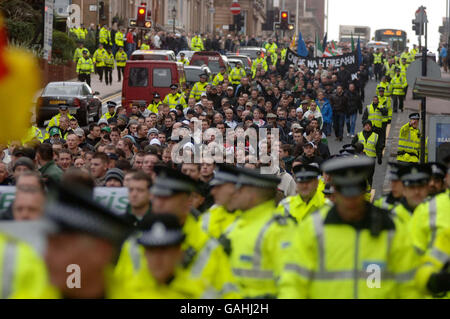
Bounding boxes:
[36,82,101,127]
[176,50,195,61]
[122,60,186,112]
[237,47,266,60]
[131,50,176,61]
[226,54,252,74]
[184,65,212,88]
[190,51,229,75]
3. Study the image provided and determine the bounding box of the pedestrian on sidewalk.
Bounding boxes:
[440,44,448,73]
[92,44,107,83]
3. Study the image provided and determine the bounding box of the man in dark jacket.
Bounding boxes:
[356,64,369,103]
[35,143,63,185]
[337,65,351,90]
[330,85,348,141]
[344,83,362,138]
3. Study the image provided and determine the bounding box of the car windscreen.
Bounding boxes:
[185,69,203,83]
[44,85,80,96]
[128,67,149,87]
[239,50,257,59]
[153,68,172,87]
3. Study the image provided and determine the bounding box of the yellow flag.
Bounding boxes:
[0,15,40,144]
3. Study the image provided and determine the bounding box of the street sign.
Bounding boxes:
[209,7,215,14]
[129,19,137,27]
[43,0,54,61]
[406,58,441,90]
[230,2,241,15]
[428,115,450,162]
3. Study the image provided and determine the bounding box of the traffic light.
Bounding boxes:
[137,6,146,27]
[234,13,244,32]
[280,11,289,30]
[99,1,106,20]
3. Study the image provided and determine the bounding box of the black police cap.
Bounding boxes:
[44,181,134,246]
[137,214,185,248]
[427,162,446,179]
[409,113,420,120]
[235,166,281,189]
[210,163,241,187]
[151,166,197,197]
[107,101,117,108]
[398,163,431,186]
[293,164,321,182]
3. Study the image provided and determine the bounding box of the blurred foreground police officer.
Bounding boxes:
[114,166,240,298]
[119,214,220,298]
[391,164,431,224]
[279,156,421,298]
[410,155,450,256]
[277,164,325,222]
[1,231,49,299]
[39,182,134,298]
[200,164,241,239]
[415,227,450,298]
[374,162,405,211]
[224,167,296,298]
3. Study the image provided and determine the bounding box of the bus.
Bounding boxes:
[339,25,371,45]
[374,29,407,52]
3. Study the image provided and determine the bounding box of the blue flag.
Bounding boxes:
[356,36,363,66]
[297,32,308,57]
[322,33,328,52]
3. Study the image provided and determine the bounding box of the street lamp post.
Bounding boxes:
[172,6,177,33]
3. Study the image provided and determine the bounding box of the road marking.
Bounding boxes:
[370,189,376,203]
[101,92,121,103]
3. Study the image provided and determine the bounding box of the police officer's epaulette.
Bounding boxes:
[190,208,202,221]
[272,213,296,226]
[181,246,197,268]
[218,234,232,256]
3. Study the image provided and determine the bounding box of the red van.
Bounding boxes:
[189,51,229,75]
[122,60,186,111]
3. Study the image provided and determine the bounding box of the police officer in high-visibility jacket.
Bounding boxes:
[117,214,223,299]
[73,42,88,65]
[32,182,135,298]
[222,167,296,298]
[189,73,209,101]
[178,52,190,65]
[264,38,278,58]
[101,101,117,121]
[199,164,241,239]
[104,47,115,85]
[164,84,186,109]
[410,155,450,256]
[93,44,107,83]
[373,48,384,81]
[0,232,49,299]
[99,25,112,47]
[384,58,397,79]
[390,164,432,225]
[376,86,392,125]
[229,62,246,86]
[212,65,227,86]
[115,46,127,82]
[278,156,422,299]
[362,95,388,152]
[374,162,405,211]
[251,51,268,78]
[147,92,162,113]
[397,113,423,163]
[114,167,241,299]
[276,164,326,222]
[391,67,407,113]
[351,120,382,186]
[415,227,450,298]
[77,49,94,87]
[46,104,74,133]
[191,34,204,52]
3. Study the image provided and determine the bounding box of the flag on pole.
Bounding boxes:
[322,32,328,53]
[297,32,308,57]
[0,15,9,81]
[356,36,363,66]
[323,46,334,57]
[290,34,296,50]
[315,33,323,57]
[351,32,355,52]
[331,40,338,55]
